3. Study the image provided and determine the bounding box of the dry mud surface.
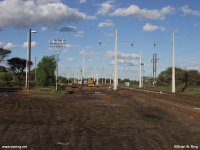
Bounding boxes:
[0,87,199,150]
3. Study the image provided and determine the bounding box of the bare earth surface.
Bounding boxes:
[0,87,199,150]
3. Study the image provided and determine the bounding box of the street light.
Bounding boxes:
[25,28,37,92]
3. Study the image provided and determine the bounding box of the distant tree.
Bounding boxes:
[0,72,13,86]
[7,57,32,85]
[158,67,200,92]
[123,79,130,82]
[158,67,184,85]
[58,76,68,83]
[0,48,11,63]
[187,70,200,85]
[36,56,56,87]
[179,70,200,92]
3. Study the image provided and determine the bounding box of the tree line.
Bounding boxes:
[0,48,56,87]
[158,67,200,91]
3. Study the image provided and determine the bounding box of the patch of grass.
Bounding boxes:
[141,84,200,95]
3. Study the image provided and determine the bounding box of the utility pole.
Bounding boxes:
[139,52,144,88]
[151,44,159,86]
[101,68,103,84]
[25,31,29,89]
[110,72,112,85]
[96,73,99,85]
[139,53,142,88]
[104,70,107,84]
[56,50,59,90]
[113,30,118,90]
[82,51,85,85]
[26,28,37,92]
[28,28,31,92]
[34,57,37,85]
[172,32,176,93]
[73,73,75,84]
[141,62,144,88]
[49,39,67,91]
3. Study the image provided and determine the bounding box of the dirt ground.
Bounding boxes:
[0,86,199,150]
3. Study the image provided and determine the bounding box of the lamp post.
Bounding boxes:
[25,28,37,91]
[49,39,67,91]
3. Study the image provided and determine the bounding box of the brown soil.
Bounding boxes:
[0,87,199,150]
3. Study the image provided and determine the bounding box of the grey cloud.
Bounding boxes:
[59,26,77,32]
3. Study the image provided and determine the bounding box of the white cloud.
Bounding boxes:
[0,42,17,49]
[110,4,174,20]
[22,41,38,48]
[97,1,114,15]
[41,26,48,32]
[143,23,165,32]
[180,5,200,17]
[0,0,94,28]
[98,20,114,28]
[79,0,86,4]
[143,23,159,32]
[106,51,140,66]
[3,42,16,49]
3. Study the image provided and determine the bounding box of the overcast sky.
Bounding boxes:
[0,0,200,79]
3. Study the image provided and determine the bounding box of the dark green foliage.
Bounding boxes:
[58,76,68,83]
[158,67,200,91]
[158,67,183,85]
[7,57,27,74]
[7,57,31,85]
[0,48,11,62]
[0,72,13,86]
[36,56,56,87]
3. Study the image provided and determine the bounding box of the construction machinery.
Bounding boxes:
[87,77,95,87]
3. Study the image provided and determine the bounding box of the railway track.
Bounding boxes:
[120,87,200,121]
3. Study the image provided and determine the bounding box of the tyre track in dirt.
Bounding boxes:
[59,96,102,150]
[121,87,200,120]
[0,96,21,144]
[0,90,199,150]
[107,90,200,149]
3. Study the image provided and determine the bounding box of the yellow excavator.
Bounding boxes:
[87,77,95,87]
